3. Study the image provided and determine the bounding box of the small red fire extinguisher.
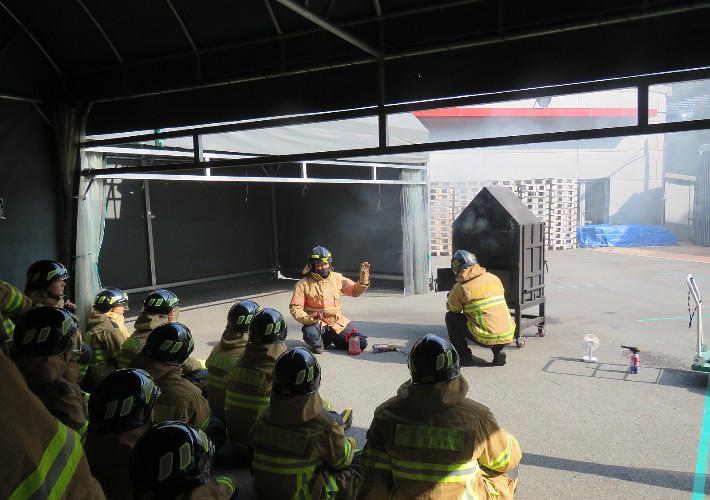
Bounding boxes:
[347,329,361,356]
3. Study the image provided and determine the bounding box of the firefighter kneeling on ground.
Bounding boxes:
[445,250,516,367]
[358,334,522,500]
[289,245,370,354]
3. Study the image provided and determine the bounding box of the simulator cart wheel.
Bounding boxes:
[538,326,546,337]
[516,338,526,348]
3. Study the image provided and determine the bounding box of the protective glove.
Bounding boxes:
[359,261,370,285]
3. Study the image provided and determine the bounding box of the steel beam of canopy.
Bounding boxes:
[91,173,426,185]
[165,0,198,50]
[0,1,60,73]
[83,65,710,148]
[273,0,383,58]
[76,0,123,62]
[86,117,710,178]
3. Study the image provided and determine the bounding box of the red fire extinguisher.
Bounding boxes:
[347,329,361,356]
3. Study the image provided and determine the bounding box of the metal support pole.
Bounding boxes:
[143,179,158,286]
[270,176,280,278]
[638,82,649,127]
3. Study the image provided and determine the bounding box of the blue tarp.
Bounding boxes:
[577,224,679,248]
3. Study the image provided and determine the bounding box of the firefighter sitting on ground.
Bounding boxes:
[445,250,516,367]
[224,307,288,458]
[206,299,259,422]
[85,287,131,383]
[24,260,93,382]
[289,245,370,354]
[127,322,226,450]
[358,334,522,500]
[84,368,160,500]
[11,307,90,444]
[129,421,238,500]
[249,347,361,500]
[116,288,207,391]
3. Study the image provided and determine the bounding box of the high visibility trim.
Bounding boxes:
[485,434,514,470]
[8,423,83,500]
[303,298,340,307]
[225,390,270,410]
[5,287,23,312]
[3,318,15,335]
[78,365,88,377]
[466,321,515,343]
[389,457,480,483]
[463,296,506,313]
[332,317,349,330]
[446,297,463,312]
[252,423,308,454]
[216,477,235,494]
[342,281,355,296]
[334,436,353,468]
[207,353,233,371]
[290,296,306,305]
[361,449,392,470]
[252,452,321,474]
[226,366,266,387]
[77,420,88,445]
[208,373,225,389]
[200,418,209,430]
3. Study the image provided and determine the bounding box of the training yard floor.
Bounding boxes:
[124,244,710,499]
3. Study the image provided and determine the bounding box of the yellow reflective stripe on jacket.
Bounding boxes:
[333,435,353,468]
[8,422,83,500]
[200,417,209,430]
[2,285,23,312]
[77,420,89,446]
[207,353,233,371]
[208,373,225,389]
[3,317,14,335]
[117,338,141,368]
[216,476,235,494]
[362,449,392,470]
[225,390,270,412]
[391,457,480,483]
[446,297,463,313]
[463,295,506,314]
[252,452,321,474]
[466,320,515,342]
[484,434,515,470]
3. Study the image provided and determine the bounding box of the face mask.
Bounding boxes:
[316,267,331,279]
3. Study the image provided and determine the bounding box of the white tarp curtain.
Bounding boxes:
[401,168,429,294]
[130,113,429,165]
[75,151,106,333]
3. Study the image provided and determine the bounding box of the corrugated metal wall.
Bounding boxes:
[697,148,710,247]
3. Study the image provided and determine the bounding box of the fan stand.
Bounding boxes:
[582,341,597,363]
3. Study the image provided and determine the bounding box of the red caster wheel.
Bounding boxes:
[516,338,526,348]
[538,326,546,337]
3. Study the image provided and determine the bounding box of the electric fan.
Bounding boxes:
[581,334,599,363]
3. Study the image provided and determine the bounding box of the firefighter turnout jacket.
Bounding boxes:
[358,376,521,500]
[85,309,130,382]
[117,310,204,374]
[128,352,210,431]
[249,391,361,500]
[224,342,287,456]
[0,280,33,352]
[172,476,238,500]
[84,421,152,500]
[12,351,90,444]
[0,349,105,499]
[206,327,249,421]
[289,265,369,334]
[446,264,516,346]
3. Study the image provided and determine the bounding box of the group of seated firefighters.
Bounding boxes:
[0,246,521,500]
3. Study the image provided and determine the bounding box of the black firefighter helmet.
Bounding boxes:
[408,334,461,385]
[308,246,332,279]
[93,287,130,313]
[248,308,288,344]
[25,260,69,290]
[272,347,321,395]
[141,322,194,366]
[451,250,478,275]
[226,299,260,333]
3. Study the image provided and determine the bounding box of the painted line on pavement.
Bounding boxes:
[653,272,709,279]
[637,315,710,322]
[546,284,601,289]
[693,375,710,499]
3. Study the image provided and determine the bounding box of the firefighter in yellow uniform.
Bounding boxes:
[116,289,207,390]
[84,368,160,500]
[1,343,105,499]
[224,307,287,457]
[359,334,521,500]
[249,347,362,500]
[24,260,93,381]
[85,287,131,383]
[289,246,370,353]
[11,307,90,444]
[0,279,33,353]
[206,299,259,422]
[128,322,210,431]
[129,421,238,500]
[445,250,516,366]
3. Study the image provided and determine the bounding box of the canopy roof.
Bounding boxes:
[3,0,710,136]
